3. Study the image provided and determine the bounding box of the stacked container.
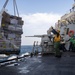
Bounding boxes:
[0,11,24,54]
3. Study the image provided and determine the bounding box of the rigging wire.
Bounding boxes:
[13,0,19,17]
[2,0,19,17]
[13,0,16,16]
[3,0,9,9]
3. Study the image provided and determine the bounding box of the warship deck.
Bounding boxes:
[0,52,75,75]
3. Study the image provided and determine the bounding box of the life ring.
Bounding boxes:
[68,30,74,37]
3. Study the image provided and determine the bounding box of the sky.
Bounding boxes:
[0,0,74,45]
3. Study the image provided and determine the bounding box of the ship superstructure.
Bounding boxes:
[26,1,75,55]
[54,0,75,36]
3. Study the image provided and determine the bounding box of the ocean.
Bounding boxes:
[21,45,42,54]
[0,45,42,61]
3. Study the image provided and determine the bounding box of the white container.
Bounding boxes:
[8,25,15,30]
[10,19,18,25]
[8,33,15,38]
[16,25,22,28]
[16,27,22,31]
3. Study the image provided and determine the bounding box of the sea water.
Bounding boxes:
[20,45,42,54]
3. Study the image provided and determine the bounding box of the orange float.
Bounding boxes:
[68,30,74,37]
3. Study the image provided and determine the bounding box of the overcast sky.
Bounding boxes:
[0,0,74,45]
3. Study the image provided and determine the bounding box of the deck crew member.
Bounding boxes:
[60,36,66,52]
[54,30,61,57]
[68,30,75,51]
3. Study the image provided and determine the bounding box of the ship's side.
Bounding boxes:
[55,2,75,36]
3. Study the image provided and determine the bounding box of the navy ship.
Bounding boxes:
[0,1,75,75]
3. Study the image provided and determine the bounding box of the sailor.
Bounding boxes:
[59,36,66,52]
[68,30,75,51]
[47,26,61,57]
[53,30,61,57]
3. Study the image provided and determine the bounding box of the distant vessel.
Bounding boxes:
[0,0,24,55]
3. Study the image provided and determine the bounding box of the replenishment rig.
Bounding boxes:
[0,0,24,55]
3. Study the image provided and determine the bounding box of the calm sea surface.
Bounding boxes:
[21,45,42,54]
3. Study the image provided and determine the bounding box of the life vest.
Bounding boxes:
[54,35,60,42]
[70,36,75,44]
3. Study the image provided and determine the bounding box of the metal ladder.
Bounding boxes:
[32,41,39,55]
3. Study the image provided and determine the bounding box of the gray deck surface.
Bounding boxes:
[0,52,75,75]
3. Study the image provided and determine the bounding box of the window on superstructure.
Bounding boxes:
[66,28,69,34]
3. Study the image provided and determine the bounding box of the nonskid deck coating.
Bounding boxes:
[0,52,75,75]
